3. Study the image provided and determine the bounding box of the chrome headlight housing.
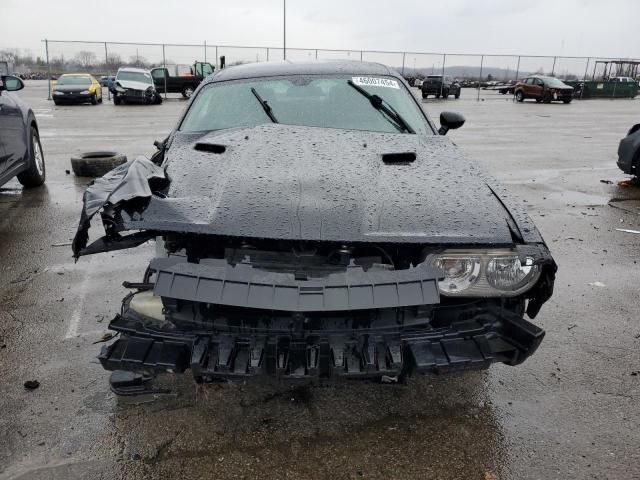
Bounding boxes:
[425,249,541,297]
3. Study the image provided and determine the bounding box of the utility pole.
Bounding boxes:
[283,0,287,60]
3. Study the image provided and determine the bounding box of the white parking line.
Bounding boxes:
[65,271,90,339]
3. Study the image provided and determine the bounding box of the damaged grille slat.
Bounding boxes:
[151,258,441,312]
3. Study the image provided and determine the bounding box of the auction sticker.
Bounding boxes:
[352,77,400,89]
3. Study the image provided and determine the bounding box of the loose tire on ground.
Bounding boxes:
[70,152,127,177]
[17,125,46,188]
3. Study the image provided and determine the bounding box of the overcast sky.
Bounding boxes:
[1,0,639,59]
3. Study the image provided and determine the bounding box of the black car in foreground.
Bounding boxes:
[72,61,556,393]
[0,75,45,188]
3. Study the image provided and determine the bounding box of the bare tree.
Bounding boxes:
[75,50,97,69]
[128,55,149,68]
[105,52,122,69]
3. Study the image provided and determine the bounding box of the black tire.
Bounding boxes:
[422,93,427,99]
[91,93,97,105]
[113,95,121,105]
[542,92,552,103]
[181,85,195,98]
[454,90,460,99]
[563,99,572,104]
[154,93,163,105]
[442,89,449,99]
[435,92,441,98]
[53,100,60,106]
[17,125,46,188]
[515,90,524,102]
[70,151,127,177]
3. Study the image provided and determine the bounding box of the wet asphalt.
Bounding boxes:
[0,81,639,480]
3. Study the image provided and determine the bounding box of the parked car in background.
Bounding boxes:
[72,60,556,392]
[0,75,45,188]
[617,123,640,177]
[514,76,574,103]
[151,61,214,98]
[53,74,103,105]
[110,68,162,105]
[100,75,116,88]
[422,75,461,99]
[414,78,423,88]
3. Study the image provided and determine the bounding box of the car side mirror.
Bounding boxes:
[0,75,24,92]
[439,111,465,135]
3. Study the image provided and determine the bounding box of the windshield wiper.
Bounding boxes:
[347,80,415,134]
[251,87,278,123]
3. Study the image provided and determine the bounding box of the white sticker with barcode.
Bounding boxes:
[352,77,400,89]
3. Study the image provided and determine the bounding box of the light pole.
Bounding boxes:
[283,0,286,60]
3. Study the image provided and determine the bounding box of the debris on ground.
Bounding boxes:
[568,324,578,330]
[588,281,606,288]
[24,380,40,390]
[51,242,72,247]
[599,179,613,184]
[631,371,639,376]
[616,228,640,234]
[92,332,116,344]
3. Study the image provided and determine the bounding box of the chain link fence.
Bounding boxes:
[1,39,638,100]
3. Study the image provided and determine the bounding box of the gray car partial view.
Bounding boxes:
[0,75,45,189]
[617,123,640,177]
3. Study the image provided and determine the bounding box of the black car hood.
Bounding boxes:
[107,124,542,245]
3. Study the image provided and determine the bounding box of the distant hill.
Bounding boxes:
[400,65,534,81]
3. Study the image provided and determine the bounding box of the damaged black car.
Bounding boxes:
[72,61,556,393]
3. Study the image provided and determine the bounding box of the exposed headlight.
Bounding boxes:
[115,84,126,92]
[80,90,90,94]
[53,91,63,95]
[425,249,541,297]
[128,290,164,321]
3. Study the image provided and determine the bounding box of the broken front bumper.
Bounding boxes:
[99,307,544,383]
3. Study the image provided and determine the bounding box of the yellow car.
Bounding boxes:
[52,74,103,105]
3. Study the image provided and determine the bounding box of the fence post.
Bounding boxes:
[477,55,484,101]
[215,46,219,68]
[360,51,363,61]
[266,48,270,61]
[581,58,590,99]
[515,56,521,81]
[104,42,111,101]
[45,39,51,100]
[204,40,207,63]
[440,54,446,97]
[551,56,557,76]
[315,49,318,60]
[401,52,406,76]
[162,44,167,99]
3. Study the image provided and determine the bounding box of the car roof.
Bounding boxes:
[60,73,92,77]
[205,60,399,85]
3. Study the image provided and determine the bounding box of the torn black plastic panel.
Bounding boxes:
[150,257,442,312]
[72,157,167,258]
